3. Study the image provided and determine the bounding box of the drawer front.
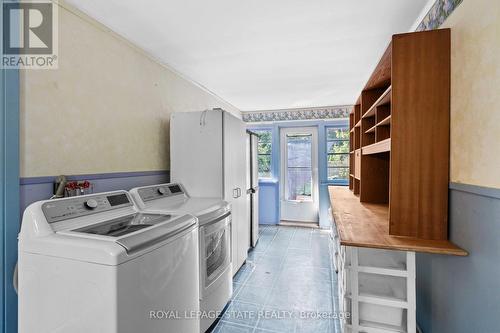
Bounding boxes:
[354,149,361,179]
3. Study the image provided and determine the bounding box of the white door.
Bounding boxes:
[280,127,319,222]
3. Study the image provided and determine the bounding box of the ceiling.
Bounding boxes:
[65,0,429,111]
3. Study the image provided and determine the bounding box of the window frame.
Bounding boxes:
[325,126,350,186]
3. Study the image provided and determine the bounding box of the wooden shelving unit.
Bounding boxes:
[348,28,459,242]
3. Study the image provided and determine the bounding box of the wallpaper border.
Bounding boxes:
[417,0,463,31]
[242,105,351,123]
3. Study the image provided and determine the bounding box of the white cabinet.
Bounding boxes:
[330,212,416,333]
[170,109,249,275]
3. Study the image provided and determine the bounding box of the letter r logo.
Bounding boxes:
[3,2,53,54]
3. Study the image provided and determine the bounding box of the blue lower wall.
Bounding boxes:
[416,183,500,333]
[20,171,170,213]
[259,179,279,224]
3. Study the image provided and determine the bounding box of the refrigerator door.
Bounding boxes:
[170,110,224,197]
[224,112,249,274]
[249,133,260,247]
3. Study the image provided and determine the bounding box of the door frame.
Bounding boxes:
[279,126,319,222]
[1,67,20,333]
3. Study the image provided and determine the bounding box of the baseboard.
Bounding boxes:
[279,220,319,228]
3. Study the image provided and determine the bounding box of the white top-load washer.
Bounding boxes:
[18,190,200,333]
[130,183,232,333]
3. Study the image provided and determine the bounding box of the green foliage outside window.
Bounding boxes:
[327,128,349,182]
[255,130,272,178]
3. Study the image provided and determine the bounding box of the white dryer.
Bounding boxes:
[18,191,200,333]
[130,183,232,333]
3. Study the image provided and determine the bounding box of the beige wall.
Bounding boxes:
[443,0,500,188]
[20,2,240,178]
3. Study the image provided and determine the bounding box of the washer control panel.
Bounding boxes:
[137,183,185,202]
[42,192,133,223]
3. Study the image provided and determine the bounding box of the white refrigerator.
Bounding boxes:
[170,109,249,274]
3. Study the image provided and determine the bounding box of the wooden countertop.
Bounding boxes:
[329,186,468,256]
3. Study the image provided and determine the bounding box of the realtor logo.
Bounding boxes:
[2,0,58,69]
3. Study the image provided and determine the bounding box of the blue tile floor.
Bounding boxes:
[210,225,341,333]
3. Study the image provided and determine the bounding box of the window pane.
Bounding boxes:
[287,168,312,201]
[327,128,349,140]
[287,134,312,167]
[328,167,349,181]
[255,129,272,179]
[258,155,271,178]
[258,142,272,155]
[286,134,312,201]
[327,141,349,154]
[328,154,349,167]
[255,130,272,143]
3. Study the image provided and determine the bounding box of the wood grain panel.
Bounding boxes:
[329,187,467,256]
[360,152,390,204]
[390,29,451,240]
[364,43,392,90]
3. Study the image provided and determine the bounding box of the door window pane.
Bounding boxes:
[286,134,312,201]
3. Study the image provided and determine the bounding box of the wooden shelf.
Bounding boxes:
[328,186,468,256]
[355,120,361,128]
[377,115,391,126]
[365,125,376,134]
[362,138,391,155]
[362,86,392,119]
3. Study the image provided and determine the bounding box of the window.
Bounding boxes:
[326,127,349,184]
[286,133,313,201]
[254,129,272,179]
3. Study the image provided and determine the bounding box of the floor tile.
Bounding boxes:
[233,282,244,297]
[213,321,254,333]
[209,225,339,333]
[233,263,254,284]
[234,283,271,305]
[222,301,262,327]
[255,306,296,333]
[294,317,332,333]
[245,266,279,289]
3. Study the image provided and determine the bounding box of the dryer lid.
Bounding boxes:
[144,198,230,225]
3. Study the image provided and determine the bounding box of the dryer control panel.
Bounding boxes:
[42,192,133,223]
[137,183,185,202]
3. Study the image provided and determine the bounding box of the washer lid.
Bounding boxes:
[21,213,197,265]
[72,213,174,238]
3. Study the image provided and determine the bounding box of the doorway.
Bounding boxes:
[280,127,319,223]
